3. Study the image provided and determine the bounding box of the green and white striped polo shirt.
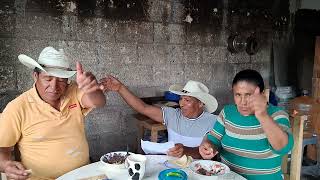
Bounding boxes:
[207,104,294,180]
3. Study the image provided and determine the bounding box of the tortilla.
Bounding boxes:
[168,155,193,168]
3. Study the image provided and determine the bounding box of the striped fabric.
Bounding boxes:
[207,104,294,180]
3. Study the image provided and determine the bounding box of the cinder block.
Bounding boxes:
[167,45,184,64]
[137,44,167,65]
[85,108,121,136]
[16,64,33,92]
[87,131,136,161]
[115,43,138,64]
[0,91,20,112]
[229,63,254,79]
[0,0,15,13]
[147,0,171,23]
[120,109,140,134]
[251,47,270,63]
[0,66,15,92]
[226,51,251,64]
[166,23,186,44]
[115,21,139,43]
[250,62,270,77]
[184,45,202,64]
[202,29,224,46]
[184,64,213,84]
[66,16,100,42]
[210,86,234,113]
[98,42,137,66]
[99,63,154,87]
[152,64,185,86]
[0,38,16,65]
[0,14,15,36]
[171,1,185,23]
[101,92,128,107]
[137,22,154,43]
[185,25,202,45]
[211,63,229,81]
[59,41,99,66]
[120,64,154,86]
[154,23,186,44]
[15,15,65,40]
[202,46,227,64]
[97,42,117,66]
[13,39,53,61]
[129,86,164,98]
[98,19,116,43]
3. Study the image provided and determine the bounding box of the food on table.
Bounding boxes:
[166,172,183,178]
[194,162,226,176]
[102,153,128,164]
[167,155,193,168]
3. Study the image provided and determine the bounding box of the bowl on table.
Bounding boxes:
[100,151,132,169]
[189,160,230,179]
[158,168,188,180]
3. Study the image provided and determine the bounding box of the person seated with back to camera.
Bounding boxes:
[100,76,218,159]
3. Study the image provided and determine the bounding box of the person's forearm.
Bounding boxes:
[184,147,202,159]
[116,84,163,122]
[0,148,12,172]
[84,90,106,108]
[257,114,288,150]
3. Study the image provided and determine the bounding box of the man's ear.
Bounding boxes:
[199,101,205,109]
[33,72,39,82]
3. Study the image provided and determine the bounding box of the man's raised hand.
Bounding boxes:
[76,62,103,94]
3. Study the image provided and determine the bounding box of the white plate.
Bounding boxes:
[189,160,230,177]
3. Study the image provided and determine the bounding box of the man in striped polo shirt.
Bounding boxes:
[199,69,293,180]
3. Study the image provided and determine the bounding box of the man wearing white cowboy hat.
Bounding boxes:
[100,76,218,159]
[0,47,106,180]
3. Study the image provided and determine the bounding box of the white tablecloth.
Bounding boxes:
[57,155,246,180]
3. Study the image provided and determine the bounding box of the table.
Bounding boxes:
[57,155,246,180]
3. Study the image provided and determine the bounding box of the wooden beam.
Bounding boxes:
[290,115,306,180]
[312,36,320,135]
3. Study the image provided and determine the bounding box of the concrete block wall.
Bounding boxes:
[0,0,289,161]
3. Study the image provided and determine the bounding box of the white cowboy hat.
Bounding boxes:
[18,46,76,78]
[169,80,218,113]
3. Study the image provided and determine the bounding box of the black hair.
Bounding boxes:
[232,69,264,93]
[33,67,42,74]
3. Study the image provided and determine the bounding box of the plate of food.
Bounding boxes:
[189,160,230,177]
[100,151,132,169]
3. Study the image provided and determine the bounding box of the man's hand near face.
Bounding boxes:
[76,62,106,108]
[76,62,103,94]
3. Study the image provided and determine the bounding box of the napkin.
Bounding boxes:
[141,140,175,154]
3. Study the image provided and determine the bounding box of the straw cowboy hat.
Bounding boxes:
[169,80,218,113]
[18,46,76,78]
